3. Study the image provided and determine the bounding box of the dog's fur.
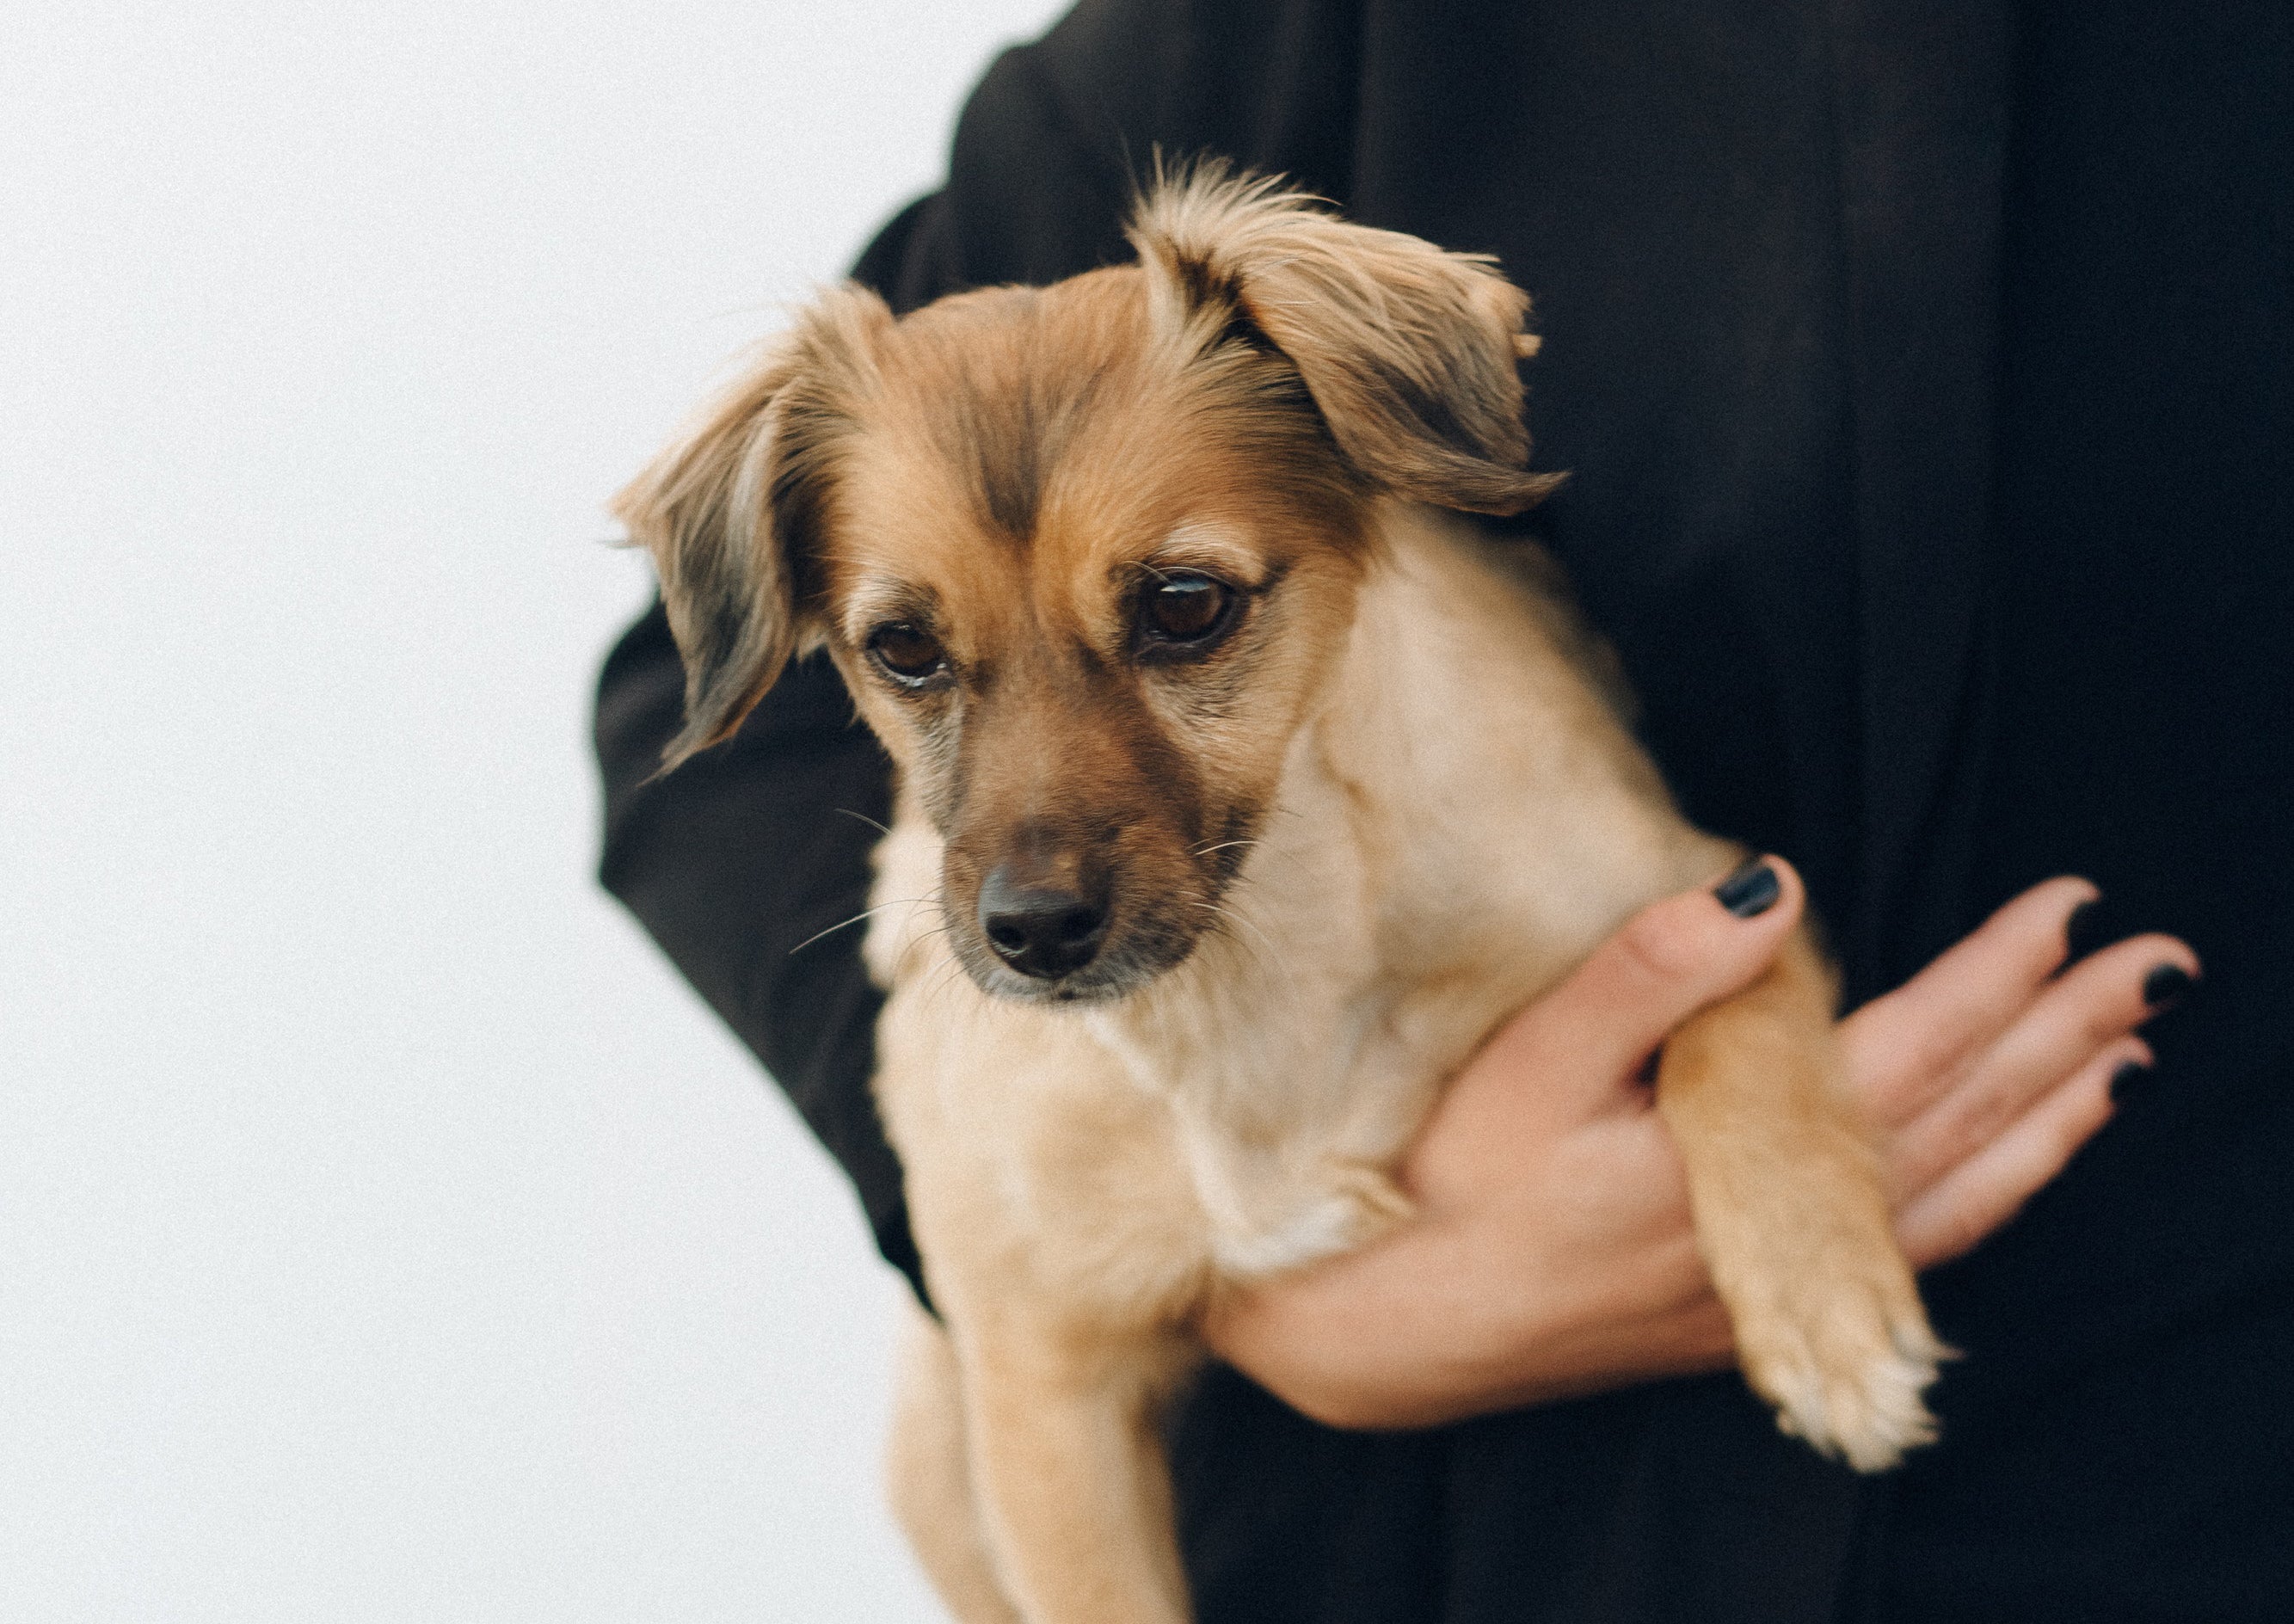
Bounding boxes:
[619,169,1944,1624]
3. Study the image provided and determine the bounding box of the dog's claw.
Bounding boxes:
[1738,1292,1947,1473]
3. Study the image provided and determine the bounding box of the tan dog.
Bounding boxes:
[618,169,1944,1624]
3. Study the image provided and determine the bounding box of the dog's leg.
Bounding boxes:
[1656,925,1947,1471]
[954,1315,1196,1624]
[887,1298,1024,1624]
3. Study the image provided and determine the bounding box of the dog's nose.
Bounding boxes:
[978,867,1109,980]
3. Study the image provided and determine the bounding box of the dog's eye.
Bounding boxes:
[869,622,948,686]
[1137,574,1237,653]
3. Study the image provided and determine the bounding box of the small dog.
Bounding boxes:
[618,169,1943,1624]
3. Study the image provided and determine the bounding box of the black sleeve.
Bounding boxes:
[593,0,1368,1302]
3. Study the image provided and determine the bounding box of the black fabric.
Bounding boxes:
[595,617,917,1289]
[593,0,2293,1616]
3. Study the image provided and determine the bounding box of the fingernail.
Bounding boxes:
[1713,858,1780,919]
[2143,963,2193,1011]
[2109,1058,2152,1104]
[2064,895,2107,961]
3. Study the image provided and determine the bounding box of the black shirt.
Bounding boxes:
[594,2,2294,1616]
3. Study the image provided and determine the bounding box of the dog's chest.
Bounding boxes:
[1135,870,1612,1277]
[865,791,1504,1294]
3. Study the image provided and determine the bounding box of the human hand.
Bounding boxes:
[1201,863,2198,1430]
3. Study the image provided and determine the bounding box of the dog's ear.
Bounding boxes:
[1129,164,1561,516]
[612,285,890,768]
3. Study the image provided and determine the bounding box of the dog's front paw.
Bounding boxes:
[1732,1265,1947,1473]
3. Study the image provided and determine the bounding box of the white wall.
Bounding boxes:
[0,3,1068,1617]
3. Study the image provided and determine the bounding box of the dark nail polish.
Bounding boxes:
[2109,1059,2152,1104]
[2143,963,2193,1011]
[1714,858,1780,919]
[2063,895,2107,962]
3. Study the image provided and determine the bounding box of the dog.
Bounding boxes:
[617,167,1944,1624]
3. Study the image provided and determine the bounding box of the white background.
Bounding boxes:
[2,3,1068,1617]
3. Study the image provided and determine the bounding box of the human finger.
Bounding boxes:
[1890,931,2198,1197]
[1894,1035,2146,1267]
[1484,855,1805,1101]
[1846,877,2099,1129]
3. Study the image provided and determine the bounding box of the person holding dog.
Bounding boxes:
[594,0,2288,1617]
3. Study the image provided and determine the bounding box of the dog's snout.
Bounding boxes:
[979,866,1110,981]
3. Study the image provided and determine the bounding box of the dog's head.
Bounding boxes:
[617,169,1557,1005]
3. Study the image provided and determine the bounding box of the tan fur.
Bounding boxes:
[887,1301,1024,1624]
[620,169,1942,1623]
[1656,930,1946,1470]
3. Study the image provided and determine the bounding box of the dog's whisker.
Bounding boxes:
[921,950,977,1005]
[1186,899,1301,999]
[1207,920,1289,1000]
[836,806,895,838]
[1192,836,1318,890]
[787,898,932,957]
